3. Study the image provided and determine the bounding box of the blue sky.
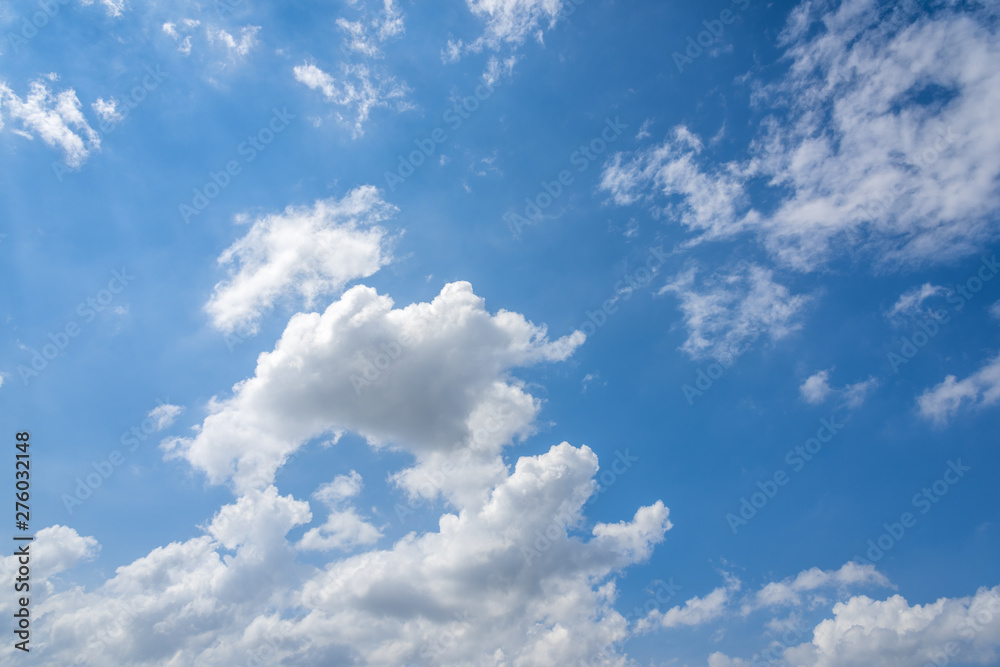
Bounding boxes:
[2,0,1000,664]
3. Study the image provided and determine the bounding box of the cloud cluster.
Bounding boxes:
[601,0,1000,271]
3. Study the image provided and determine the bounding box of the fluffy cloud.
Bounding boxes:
[205,186,396,335]
[0,79,100,167]
[337,0,405,57]
[298,471,382,552]
[660,263,810,361]
[917,353,1000,424]
[784,586,1000,666]
[175,280,585,497]
[9,441,668,665]
[801,369,833,404]
[147,403,183,431]
[601,0,1000,271]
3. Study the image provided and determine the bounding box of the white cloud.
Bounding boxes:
[784,586,1000,666]
[205,186,396,335]
[637,574,740,631]
[293,62,411,136]
[888,283,948,321]
[79,0,125,17]
[660,263,810,362]
[299,471,382,552]
[162,19,200,55]
[800,370,878,408]
[601,1,1000,271]
[708,653,751,667]
[600,125,753,241]
[148,403,183,431]
[11,440,668,665]
[174,280,585,497]
[210,25,260,58]
[463,0,567,51]
[747,562,891,612]
[91,97,123,125]
[801,369,833,404]
[337,0,405,57]
[0,79,100,167]
[917,353,1000,424]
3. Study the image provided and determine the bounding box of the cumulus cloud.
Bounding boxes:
[162,19,200,55]
[917,353,1000,424]
[0,79,100,167]
[784,586,1000,666]
[293,61,411,136]
[660,263,810,361]
[7,440,668,665]
[205,186,396,335]
[298,471,382,552]
[601,0,1000,271]
[175,280,585,497]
